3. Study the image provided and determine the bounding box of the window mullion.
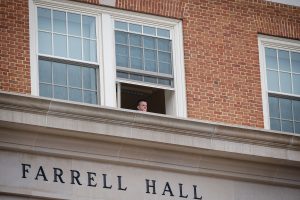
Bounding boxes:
[101,13,117,107]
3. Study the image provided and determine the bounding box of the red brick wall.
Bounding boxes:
[0,0,31,93]
[1,0,300,128]
[116,0,300,128]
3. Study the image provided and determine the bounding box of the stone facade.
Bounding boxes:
[0,92,300,200]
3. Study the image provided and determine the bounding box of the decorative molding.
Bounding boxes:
[0,91,299,151]
[0,92,300,189]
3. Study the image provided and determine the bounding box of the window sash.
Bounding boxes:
[37,7,98,63]
[37,6,99,104]
[114,21,174,88]
[38,59,98,104]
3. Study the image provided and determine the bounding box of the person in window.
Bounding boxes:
[137,99,148,112]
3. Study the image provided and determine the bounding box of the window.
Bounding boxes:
[259,35,300,134]
[37,7,98,104]
[114,21,177,114]
[115,21,173,87]
[30,0,187,117]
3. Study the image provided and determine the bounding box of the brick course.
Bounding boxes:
[1,0,300,128]
[0,0,31,93]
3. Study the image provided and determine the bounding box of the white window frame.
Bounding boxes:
[258,34,300,130]
[29,0,187,117]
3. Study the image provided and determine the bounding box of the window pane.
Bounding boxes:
[116,55,129,67]
[116,45,129,56]
[129,34,142,47]
[68,65,81,88]
[54,86,67,100]
[269,97,280,118]
[293,100,300,121]
[144,36,156,49]
[83,39,97,62]
[84,91,97,104]
[83,67,96,90]
[278,50,290,72]
[131,58,143,70]
[68,13,81,36]
[53,10,66,34]
[114,22,174,88]
[143,26,156,36]
[69,37,82,60]
[291,52,300,73]
[115,21,128,31]
[53,62,67,85]
[53,34,67,57]
[39,83,52,98]
[144,76,157,84]
[145,60,157,72]
[69,88,82,102]
[295,122,300,134]
[144,49,157,61]
[270,118,281,131]
[129,23,142,33]
[38,31,52,54]
[158,52,171,63]
[159,62,172,74]
[265,48,278,70]
[115,31,128,44]
[280,99,293,120]
[267,70,279,91]
[117,72,129,79]
[39,60,52,83]
[158,78,171,86]
[82,15,96,39]
[158,39,171,52]
[157,28,170,38]
[281,120,294,132]
[130,74,143,81]
[279,72,292,93]
[130,47,142,58]
[293,74,300,95]
[38,8,51,31]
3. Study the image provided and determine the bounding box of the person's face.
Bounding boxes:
[137,101,147,112]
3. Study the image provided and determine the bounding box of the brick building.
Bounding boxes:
[0,0,300,199]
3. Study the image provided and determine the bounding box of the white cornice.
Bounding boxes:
[266,0,300,7]
[1,91,300,188]
[0,91,299,152]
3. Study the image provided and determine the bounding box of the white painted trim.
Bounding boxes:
[258,34,300,52]
[33,0,180,25]
[29,0,39,96]
[265,0,300,7]
[258,35,300,130]
[116,79,175,91]
[101,13,116,107]
[258,37,270,129]
[173,21,187,117]
[96,15,103,105]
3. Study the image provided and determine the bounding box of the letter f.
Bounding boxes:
[22,163,31,178]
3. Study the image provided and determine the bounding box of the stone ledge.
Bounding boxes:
[0,91,299,151]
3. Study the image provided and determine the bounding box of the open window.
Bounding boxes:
[117,83,166,114]
[114,20,185,116]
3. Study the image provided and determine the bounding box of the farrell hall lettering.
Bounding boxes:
[21,163,203,200]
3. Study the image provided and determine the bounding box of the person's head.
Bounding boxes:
[137,99,148,112]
